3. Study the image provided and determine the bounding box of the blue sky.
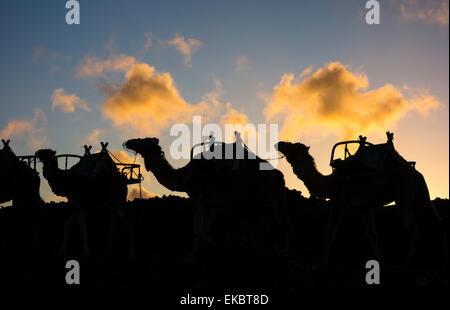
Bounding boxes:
[1,0,448,202]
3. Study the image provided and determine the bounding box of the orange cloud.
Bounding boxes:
[220,103,258,143]
[76,54,137,78]
[264,62,440,140]
[84,129,102,146]
[127,185,158,201]
[110,150,140,164]
[51,88,90,113]
[392,0,449,26]
[0,109,48,150]
[168,33,201,68]
[221,102,250,126]
[101,63,212,136]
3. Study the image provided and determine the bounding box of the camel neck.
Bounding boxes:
[141,150,188,193]
[41,158,60,180]
[291,157,331,199]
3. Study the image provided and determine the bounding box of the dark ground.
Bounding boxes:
[0,190,447,303]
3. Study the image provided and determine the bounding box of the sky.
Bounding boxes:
[0,0,448,204]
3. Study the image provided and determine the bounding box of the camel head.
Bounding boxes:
[35,149,57,166]
[124,137,162,170]
[275,141,312,165]
[124,137,160,154]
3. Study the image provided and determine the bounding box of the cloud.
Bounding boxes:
[84,129,102,146]
[0,109,48,149]
[109,150,140,164]
[220,103,258,143]
[168,33,201,68]
[51,88,90,113]
[264,62,440,140]
[98,59,248,137]
[76,54,138,78]
[101,63,211,136]
[235,54,251,72]
[392,0,449,26]
[144,31,152,50]
[127,185,158,200]
[221,102,250,126]
[31,45,71,72]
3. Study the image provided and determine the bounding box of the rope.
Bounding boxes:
[263,154,286,161]
[107,149,141,182]
[241,142,285,161]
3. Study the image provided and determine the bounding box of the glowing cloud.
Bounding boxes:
[110,150,140,164]
[168,33,201,68]
[0,109,48,149]
[221,103,250,126]
[127,185,158,201]
[264,62,439,140]
[51,88,90,113]
[84,129,102,146]
[101,63,209,136]
[76,54,137,78]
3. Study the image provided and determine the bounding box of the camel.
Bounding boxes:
[35,142,134,259]
[124,137,291,258]
[276,132,442,269]
[0,139,43,209]
[0,139,44,260]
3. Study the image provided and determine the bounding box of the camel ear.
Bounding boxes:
[100,141,109,151]
[306,146,310,151]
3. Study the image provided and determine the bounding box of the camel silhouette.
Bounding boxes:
[276,132,442,269]
[35,142,134,259]
[0,139,43,250]
[0,139,43,209]
[124,137,291,259]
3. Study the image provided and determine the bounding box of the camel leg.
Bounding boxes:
[119,205,135,260]
[321,200,345,271]
[269,189,291,255]
[360,208,383,264]
[401,205,418,266]
[77,209,89,259]
[59,208,77,255]
[103,209,118,259]
[186,197,214,262]
[396,192,419,267]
